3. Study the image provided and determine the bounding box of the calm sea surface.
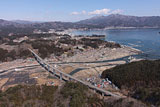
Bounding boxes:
[70,28,160,60]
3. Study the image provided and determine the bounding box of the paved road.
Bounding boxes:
[0,50,124,98]
[0,55,123,75]
[29,48,121,98]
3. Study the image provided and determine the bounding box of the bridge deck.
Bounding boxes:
[29,48,121,98]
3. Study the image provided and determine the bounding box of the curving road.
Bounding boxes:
[28,48,122,98]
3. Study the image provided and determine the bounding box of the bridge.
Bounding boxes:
[28,48,121,98]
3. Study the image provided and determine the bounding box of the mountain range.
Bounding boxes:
[1,14,160,29]
[77,14,160,28]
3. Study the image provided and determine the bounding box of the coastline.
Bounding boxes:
[63,45,142,80]
[61,29,143,57]
[0,33,143,92]
[64,27,160,33]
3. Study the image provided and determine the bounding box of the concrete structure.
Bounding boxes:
[28,48,121,98]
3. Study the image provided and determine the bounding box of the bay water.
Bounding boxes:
[70,28,160,60]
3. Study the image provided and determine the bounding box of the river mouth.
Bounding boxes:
[69,28,160,60]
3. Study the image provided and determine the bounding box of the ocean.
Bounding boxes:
[70,28,160,60]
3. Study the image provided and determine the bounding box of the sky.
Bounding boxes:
[0,0,160,22]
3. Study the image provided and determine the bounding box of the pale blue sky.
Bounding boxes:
[0,0,160,22]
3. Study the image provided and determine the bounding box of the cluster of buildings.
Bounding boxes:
[86,77,119,90]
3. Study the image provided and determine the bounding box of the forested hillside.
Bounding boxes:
[101,60,160,106]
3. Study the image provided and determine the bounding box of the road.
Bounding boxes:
[28,48,122,98]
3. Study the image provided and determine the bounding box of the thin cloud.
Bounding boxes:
[89,9,111,15]
[71,11,87,15]
[71,12,80,15]
[82,10,87,14]
[111,9,123,14]
[71,8,124,16]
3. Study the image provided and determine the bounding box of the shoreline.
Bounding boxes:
[64,27,160,33]
[61,27,160,39]
[0,34,143,92]
[62,29,143,58]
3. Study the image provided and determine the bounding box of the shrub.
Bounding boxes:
[0,48,8,61]
[60,82,88,107]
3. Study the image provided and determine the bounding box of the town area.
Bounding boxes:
[0,31,141,97]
